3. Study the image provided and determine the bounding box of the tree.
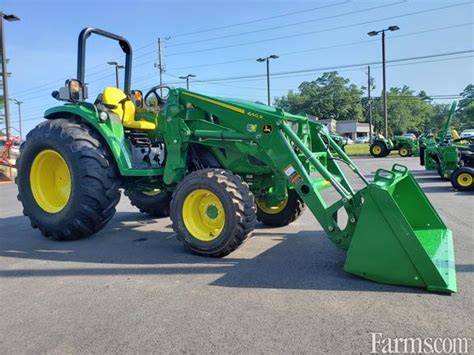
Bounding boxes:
[455,84,474,130]
[274,71,364,121]
[370,86,433,135]
[428,103,450,133]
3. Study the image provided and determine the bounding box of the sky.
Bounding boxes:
[1,0,473,135]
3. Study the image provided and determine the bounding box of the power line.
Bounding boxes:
[11,2,472,100]
[9,2,350,97]
[162,50,474,85]
[167,22,473,71]
[21,51,474,112]
[167,1,406,48]
[17,54,472,123]
[166,2,473,57]
[168,1,350,38]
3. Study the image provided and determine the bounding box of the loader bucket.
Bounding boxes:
[344,164,456,293]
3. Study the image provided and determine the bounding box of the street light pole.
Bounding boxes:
[265,59,270,105]
[10,98,22,141]
[257,55,279,105]
[381,30,387,138]
[0,12,20,143]
[107,61,124,88]
[367,65,373,143]
[179,74,196,90]
[368,25,399,138]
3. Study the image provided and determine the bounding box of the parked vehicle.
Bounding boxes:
[421,102,473,191]
[354,136,369,144]
[460,129,474,139]
[369,134,419,158]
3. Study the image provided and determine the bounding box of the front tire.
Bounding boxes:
[170,169,256,257]
[256,189,305,227]
[451,167,474,191]
[398,146,410,157]
[16,119,121,240]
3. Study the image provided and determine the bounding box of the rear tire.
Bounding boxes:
[16,119,121,240]
[256,189,305,227]
[170,169,256,257]
[370,142,387,158]
[451,167,474,191]
[125,190,172,218]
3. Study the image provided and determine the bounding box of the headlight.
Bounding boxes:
[99,111,109,122]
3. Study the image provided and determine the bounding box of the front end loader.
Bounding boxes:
[16,28,456,293]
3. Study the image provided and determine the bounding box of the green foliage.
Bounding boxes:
[274,71,364,121]
[454,84,474,130]
[429,103,450,133]
[275,71,471,136]
[368,86,433,135]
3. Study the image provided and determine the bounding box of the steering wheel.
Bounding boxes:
[144,85,171,109]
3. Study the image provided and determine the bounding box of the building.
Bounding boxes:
[303,114,370,139]
[335,120,370,140]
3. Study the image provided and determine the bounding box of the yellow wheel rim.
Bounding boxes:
[372,145,382,155]
[182,189,225,242]
[457,172,473,187]
[256,196,288,215]
[400,148,408,156]
[30,149,71,213]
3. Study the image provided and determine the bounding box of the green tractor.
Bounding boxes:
[369,134,419,158]
[16,28,456,292]
[422,102,474,191]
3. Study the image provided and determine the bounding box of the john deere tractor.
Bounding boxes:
[16,28,457,292]
[422,103,474,191]
[369,134,419,158]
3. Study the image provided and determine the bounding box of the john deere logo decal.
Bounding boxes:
[263,125,272,134]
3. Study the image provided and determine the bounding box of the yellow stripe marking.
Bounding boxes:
[183,92,245,114]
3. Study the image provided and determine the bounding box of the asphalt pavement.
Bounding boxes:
[0,157,472,353]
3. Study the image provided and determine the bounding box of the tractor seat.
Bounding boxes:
[102,87,156,131]
[451,130,461,141]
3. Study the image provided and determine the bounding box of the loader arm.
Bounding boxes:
[439,102,457,142]
[162,89,456,293]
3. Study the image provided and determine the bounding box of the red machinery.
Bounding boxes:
[0,138,17,168]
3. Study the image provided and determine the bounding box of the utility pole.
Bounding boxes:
[10,98,22,141]
[179,74,196,90]
[157,38,164,97]
[256,54,279,105]
[0,12,20,143]
[368,25,399,138]
[367,65,373,142]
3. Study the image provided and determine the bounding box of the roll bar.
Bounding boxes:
[77,27,132,94]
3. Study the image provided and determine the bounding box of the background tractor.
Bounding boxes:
[369,134,419,158]
[16,28,457,292]
[421,102,474,191]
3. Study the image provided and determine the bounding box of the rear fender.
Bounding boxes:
[44,105,161,177]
